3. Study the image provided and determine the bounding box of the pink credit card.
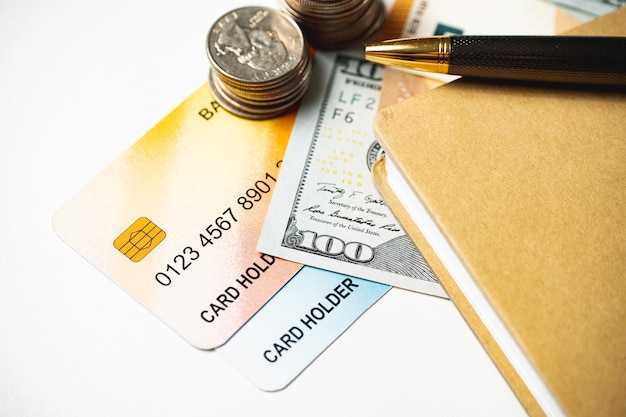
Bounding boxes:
[53,84,302,349]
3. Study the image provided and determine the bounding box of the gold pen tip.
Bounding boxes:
[364,41,397,55]
[363,37,451,74]
[364,42,404,63]
[364,42,384,51]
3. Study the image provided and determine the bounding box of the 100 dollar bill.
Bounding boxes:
[258,52,445,295]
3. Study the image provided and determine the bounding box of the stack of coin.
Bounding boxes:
[206,7,312,120]
[278,0,386,50]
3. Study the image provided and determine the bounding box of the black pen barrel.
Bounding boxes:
[449,36,626,84]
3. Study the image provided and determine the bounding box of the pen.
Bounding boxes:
[365,36,626,85]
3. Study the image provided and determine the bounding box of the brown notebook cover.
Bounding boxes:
[372,7,626,417]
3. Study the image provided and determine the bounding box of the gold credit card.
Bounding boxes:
[53,84,302,349]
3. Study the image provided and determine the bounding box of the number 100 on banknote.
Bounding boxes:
[258,52,446,296]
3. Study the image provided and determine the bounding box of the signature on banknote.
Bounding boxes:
[259,52,445,295]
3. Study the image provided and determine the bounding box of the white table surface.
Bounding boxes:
[0,0,529,415]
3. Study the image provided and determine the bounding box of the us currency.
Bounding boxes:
[206,6,312,119]
[258,52,446,296]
